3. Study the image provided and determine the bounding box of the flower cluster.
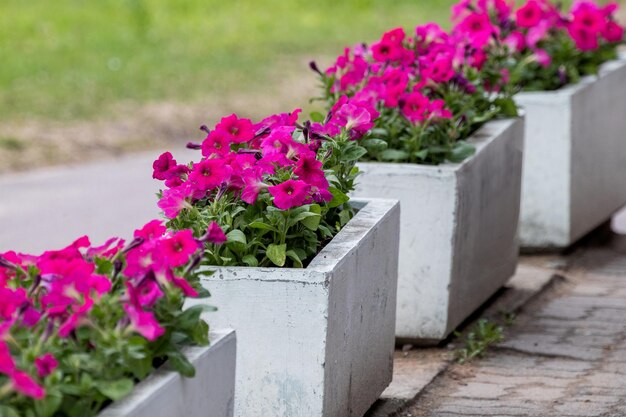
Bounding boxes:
[0,220,215,417]
[153,101,376,268]
[313,20,516,165]
[452,0,624,90]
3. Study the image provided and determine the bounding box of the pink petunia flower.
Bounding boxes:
[158,186,193,219]
[188,159,232,192]
[134,219,167,241]
[11,371,45,399]
[152,152,177,181]
[34,353,58,378]
[158,230,200,268]
[215,114,255,144]
[206,221,228,245]
[124,305,165,341]
[516,0,544,28]
[268,180,311,210]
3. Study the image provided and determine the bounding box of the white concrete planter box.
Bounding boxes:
[187,199,399,417]
[516,57,626,249]
[98,329,236,417]
[352,118,524,342]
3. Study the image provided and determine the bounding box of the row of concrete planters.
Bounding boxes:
[98,329,236,417]
[516,56,626,249]
[353,118,525,342]
[187,198,400,417]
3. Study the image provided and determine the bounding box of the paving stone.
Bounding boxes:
[380,350,449,400]
[553,401,612,416]
[448,382,510,399]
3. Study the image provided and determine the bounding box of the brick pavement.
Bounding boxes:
[372,229,626,417]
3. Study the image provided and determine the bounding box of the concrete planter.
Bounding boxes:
[352,118,524,342]
[187,199,399,417]
[516,57,626,249]
[98,329,236,417]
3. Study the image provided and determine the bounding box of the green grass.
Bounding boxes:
[0,0,460,121]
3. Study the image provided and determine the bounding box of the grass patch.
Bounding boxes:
[0,0,460,121]
[0,137,26,151]
[454,319,505,364]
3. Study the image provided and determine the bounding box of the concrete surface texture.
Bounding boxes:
[0,148,196,253]
[368,226,626,417]
[353,117,524,342]
[187,199,400,417]
[516,56,626,249]
[98,329,236,417]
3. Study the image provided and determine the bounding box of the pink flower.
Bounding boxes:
[158,186,193,219]
[241,169,267,204]
[158,229,199,267]
[134,220,167,241]
[603,21,624,42]
[35,353,58,378]
[0,341,15,374]
[206,221,227,244]
[152,152,177,181]
[504,31,526,52]
[455,12,498,48]
[533,48,552,67]
[516,1,544,28]
[11,371,45,399]
[124,305,165,341]
[215,114,255,143]
[295,153,327,188]
[201,130,231,157]
[268,180,311,210]
[371,40,405,62]
[333,102,374,137]
[188,159,232,192]
[568,24,599,50]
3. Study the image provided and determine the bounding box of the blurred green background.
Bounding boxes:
[0,0,461,121]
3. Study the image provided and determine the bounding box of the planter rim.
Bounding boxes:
[97,328,235,417]
[516,55,626,102]
[197,198,399,282]
[356,117,522,175]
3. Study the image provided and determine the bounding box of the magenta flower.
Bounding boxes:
[10,371,45,399]
[201,130,231,157]
[158,186,193,219]
[124,305,165,342]
[516,0,543,28]
[158,230,200,268]
[206,221,228,244]
[241,170,267,204]
[152,152,177,181]
[188,159,232,192]
[215,114,255,143]
[295,153,327,188]
[34,353,58,378]
[0,341,15,374]
[134,219,167,241]
[268,180,311,210]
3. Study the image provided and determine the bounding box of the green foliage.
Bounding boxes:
[509,31,619,91]
[454,319,505,364]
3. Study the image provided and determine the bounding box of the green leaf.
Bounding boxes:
[328,187,349,208]
[167,351,196,377]
[370,128,389,137]
[494,97,519,117]
[289,211,321,230]
[226,229,247,245]
[310,111,325,123]
[128,355,153,380]
[266,243,287,267]
[0,406,21,417]
[247,221,278,232]
[191,319,210,345]
[361,138,388,152]
[413,149,429,160]
[338,209,352,227]
[94,257,113,275]
[286,250,303,268]
[34,389,62,417]
[96,378,134,401]
[242,254,259,267]
[380,149,409,161]
[448,141,476,163]
[177,304,208,329]
[341,145,368,161]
